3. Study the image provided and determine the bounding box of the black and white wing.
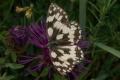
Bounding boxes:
[51,45,84,75]
[46,3,84,75]
[46,3,82,44]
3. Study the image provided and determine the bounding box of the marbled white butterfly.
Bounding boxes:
[46,3,84,75]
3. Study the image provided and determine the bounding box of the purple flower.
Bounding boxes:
[5,26,28,52]
[78,40,90,49]
[28,21,48,48]
[18,55,34,64]
[9,26,28,46]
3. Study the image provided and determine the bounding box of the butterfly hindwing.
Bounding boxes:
[50,45,84,75]
[69,21,82,44]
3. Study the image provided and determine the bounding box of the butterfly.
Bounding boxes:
[46,3,84,75]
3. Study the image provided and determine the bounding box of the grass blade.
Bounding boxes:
[79,0,87,29]
[94,42,120,58]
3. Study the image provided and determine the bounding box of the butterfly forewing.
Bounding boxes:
[47,3,68,23]
[47,3,82,44]
[46,3,69,41]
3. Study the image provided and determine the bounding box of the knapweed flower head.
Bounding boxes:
[9,26,28,45]
[6,26,28,53]
[28,21,48,48]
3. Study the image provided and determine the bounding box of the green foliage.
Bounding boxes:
[5,63,24,69]
[95,42,120,58]
[0,0,120,80]
[79,0,87,28]
[39,67,49,77]
[54,74,66,80]
[0,58,6,65]
[0,73,14,80]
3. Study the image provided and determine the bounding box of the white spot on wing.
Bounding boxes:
[57,68,61,71]
[63,69,66,73]
[62,25,70,34]
[54,21,62,29]
[75,23,78,26]
[68,33,74,39]
[58,16,63,21]
[53,62,61,66]
[58,49,64,54]
[71,25,77,30]
[51,51,57,58]
[51,3,55,7]
[48,28,53,37]
[47,15,55,22]
[71,21,75,24]
[65,15,68,18]
[56,34,63,40]
[69,68,72,71]
[55,13,60,19]
[60,9,62,12]
[62,62,68,67]
[53,7,56,11]
[80,50,84,58]
[48,9,52,14]
[64,61,70,65]
[63,12,66,14]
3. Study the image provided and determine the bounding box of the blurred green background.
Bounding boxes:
[0,0,120,80]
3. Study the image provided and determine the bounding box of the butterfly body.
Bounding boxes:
[46,3,84,75]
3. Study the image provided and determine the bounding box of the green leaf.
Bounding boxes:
[91,74,108,80]
[0,58,5,65]
[79,0,87,29]
[54,74,66,80]
[0,0,14,26]
[0,72,14,80]
[31,72,39,77]
[3,75,14,80]
[5,49,10,56]
[0,31,7,43]
[5,63,24,69]
[10,53,17,62]
[39,67,49,77]
[94,42,120,58]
